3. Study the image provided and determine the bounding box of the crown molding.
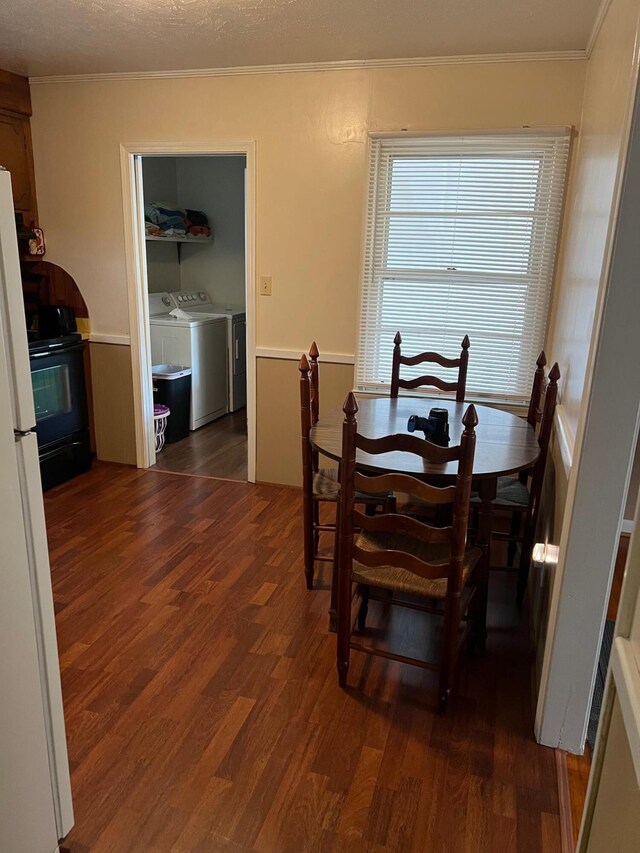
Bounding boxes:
[28,50,587,85]
[586,0,612,57]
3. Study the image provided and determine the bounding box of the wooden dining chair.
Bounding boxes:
[390,331,470,401]
[474,351,560,606]
[299,345,393,591]
[335,393,482,714]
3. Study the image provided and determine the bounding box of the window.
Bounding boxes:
[356,130,571,403]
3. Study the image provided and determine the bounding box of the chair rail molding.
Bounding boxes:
[90,333,131,346]
[256,347,355,365]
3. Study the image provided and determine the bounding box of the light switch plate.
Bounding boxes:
[260,276,272,296]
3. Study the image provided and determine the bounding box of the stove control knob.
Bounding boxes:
[199,291,206,301]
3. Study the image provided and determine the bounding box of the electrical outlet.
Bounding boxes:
[259,276,272,296]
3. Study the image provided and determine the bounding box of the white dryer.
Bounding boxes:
[170,291,246,412]
[148,292,228,430]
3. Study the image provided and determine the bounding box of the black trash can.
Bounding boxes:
[152,365,192,444]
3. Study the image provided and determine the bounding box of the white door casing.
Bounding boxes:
[120,142,257,481]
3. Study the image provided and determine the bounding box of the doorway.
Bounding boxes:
[120,142,256,481]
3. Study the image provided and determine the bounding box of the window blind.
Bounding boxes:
[356,131,571,403]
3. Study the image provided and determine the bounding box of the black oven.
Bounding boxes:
[29,333,91,490]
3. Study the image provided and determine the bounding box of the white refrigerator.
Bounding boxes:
[0,168,74,850]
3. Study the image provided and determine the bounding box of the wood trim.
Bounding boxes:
[554,405,574,480]
[120,140,257,482]
[256,347,355,365]
[29,51,587,85]
[586,0,613,57]
[90,333,131,345]
[610,637,640,786]
[556,749,577,853]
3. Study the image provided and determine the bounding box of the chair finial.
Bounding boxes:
[343,391,359,417]
[549,362,561,382]
[394,331,402,346]
[537,350,547,368]
[309,341,319,360]
[462,403,478,431]
[461,334,470,350]
[299,353,310,373]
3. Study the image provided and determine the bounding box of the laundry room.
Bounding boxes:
[142,155,247,480]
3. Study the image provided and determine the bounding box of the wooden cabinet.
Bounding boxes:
[0,68,37,226]
[0,111,37,222]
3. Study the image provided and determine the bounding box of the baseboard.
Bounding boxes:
[555,749,576,853]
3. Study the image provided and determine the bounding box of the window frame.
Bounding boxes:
[355,128,573,406]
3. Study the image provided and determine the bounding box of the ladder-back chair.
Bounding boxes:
[336,393,482,714]
[390,332,470,401]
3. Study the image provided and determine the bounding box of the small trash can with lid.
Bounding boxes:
[152,364,192,444]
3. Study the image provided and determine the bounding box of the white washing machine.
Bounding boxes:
[170,291,246,412]
[148,292,228,430]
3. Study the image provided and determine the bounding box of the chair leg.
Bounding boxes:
[357,585,369,632]
[313,500,320,555]
[336,545,351,688]
[438,594,460,715]
[507,511,521,567]
[517,524,535,607]
[328,504,340,632]
[303,491,316,590]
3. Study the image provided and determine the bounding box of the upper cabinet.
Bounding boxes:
[0,69,38,226]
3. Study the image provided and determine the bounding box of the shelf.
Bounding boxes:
[145,233,213,263]
[145,235,213,244]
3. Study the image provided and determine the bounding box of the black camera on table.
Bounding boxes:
[407,407,450,446]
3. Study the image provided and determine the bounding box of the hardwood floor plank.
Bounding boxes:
[44,463,563,852]
[153,409,248,481]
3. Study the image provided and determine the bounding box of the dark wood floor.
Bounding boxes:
[45,463,561,852]
[153,409,248,481]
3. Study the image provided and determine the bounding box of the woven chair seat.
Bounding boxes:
[352,530,482,599]
[312,468,393,503]
[312,468,341,498]
[471,476,530,509]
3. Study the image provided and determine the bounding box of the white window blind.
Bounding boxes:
[356,130,571,403]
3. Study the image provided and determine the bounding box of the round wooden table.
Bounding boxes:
[309,396,539,480]
[310,396,540,635]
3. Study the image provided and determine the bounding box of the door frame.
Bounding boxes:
[577,484,640,849]
[119,141,257,480]
[535,46,640,752]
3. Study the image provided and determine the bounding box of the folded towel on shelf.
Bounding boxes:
[144,203,210,239]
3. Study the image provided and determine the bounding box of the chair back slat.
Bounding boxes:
[400,351,462,369]
[353,509,453,545]
[354,471,455,506]
[352,544,454,581]
[338,393,478,597]
[356,431,461,464]
[391,332,470,402]
[397,375,459,394]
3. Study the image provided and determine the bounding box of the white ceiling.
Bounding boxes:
[0,0,602,78]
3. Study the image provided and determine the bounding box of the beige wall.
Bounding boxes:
[257,357,353,486]
[547,0,640,449]
[29,60,586,478]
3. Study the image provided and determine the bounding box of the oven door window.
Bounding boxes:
[32,364,73,422]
